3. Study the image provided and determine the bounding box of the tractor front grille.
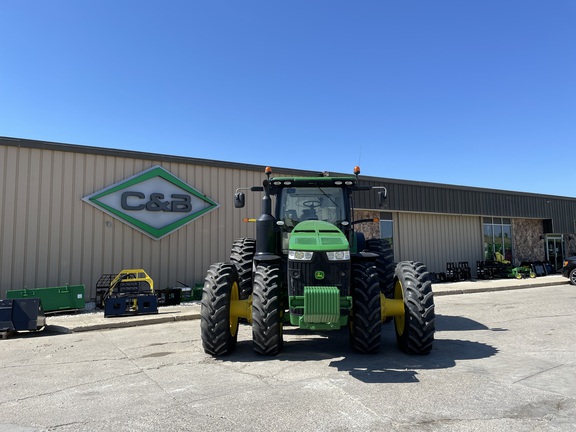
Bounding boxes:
[288,252,350,316]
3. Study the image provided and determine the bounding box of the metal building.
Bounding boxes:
[1,136,575,299]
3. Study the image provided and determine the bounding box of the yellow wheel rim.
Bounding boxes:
[230,281,239,336]
[394,280,405,336]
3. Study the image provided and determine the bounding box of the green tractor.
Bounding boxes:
[200,166,435,356]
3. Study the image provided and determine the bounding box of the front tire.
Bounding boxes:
[252,263,283,355]
[349,262,381,354]
[394,261,435,355]
[200,263,240,356]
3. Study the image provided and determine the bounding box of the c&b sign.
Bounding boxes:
[83,166,219,239]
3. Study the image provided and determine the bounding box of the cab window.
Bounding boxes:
[279,187,346,229]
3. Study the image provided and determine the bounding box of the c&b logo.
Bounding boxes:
[83,166,219,239]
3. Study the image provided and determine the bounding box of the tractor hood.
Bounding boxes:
[288,220,349,252]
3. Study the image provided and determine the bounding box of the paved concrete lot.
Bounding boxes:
[1,284,575,431]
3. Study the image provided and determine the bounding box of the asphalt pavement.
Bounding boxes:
[44,274,569,334]
[3,282,575,432]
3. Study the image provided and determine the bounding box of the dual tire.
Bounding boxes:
[252,263,283,355]
[393,261,435,355]
[200,262,240,356]
[201,261,284,356]
[349,262,382,354]
[348,259,435,355]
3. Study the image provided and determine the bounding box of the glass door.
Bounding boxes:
[546,235,564,272]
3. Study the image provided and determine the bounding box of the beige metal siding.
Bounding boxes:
[395,213,483,275]
[0,145,265,299]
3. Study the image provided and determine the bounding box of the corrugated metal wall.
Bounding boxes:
[0,144,271,299]
[394,212,483,275]
[2,137,575,299]
[357,178,576,233]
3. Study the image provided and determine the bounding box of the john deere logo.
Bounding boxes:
[315,271,325,280]
[83,166,219,239]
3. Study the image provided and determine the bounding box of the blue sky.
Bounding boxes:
[1,1,575,197]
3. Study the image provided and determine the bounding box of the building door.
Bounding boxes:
[396,213,482,275]
[545,235,564,272]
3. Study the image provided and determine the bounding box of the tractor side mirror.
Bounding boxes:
[378,189,387,207]
[234,191,245,208]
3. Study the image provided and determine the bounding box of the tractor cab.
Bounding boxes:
[270,177,353,255]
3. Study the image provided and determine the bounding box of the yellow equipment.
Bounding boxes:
[103,269,158,317]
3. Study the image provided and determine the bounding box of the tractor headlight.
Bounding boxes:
[289,250,314,261]
[326,251,350,261]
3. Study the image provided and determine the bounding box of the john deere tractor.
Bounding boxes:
[200,167,435,356]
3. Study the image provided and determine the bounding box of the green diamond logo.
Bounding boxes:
[83,166,219,239]
[315,271,325,280]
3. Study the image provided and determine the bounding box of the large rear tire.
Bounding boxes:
[366,238,395,298]
[200,263,240,356]
[349,262,381,354]
[394,261,435,355]
[230,238,256,299]
[252,263,283,355]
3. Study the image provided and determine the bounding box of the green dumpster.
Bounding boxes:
[7,285,85,313]
[192,283,203,300]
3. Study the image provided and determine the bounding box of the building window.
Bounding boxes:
[483,217,512,262]
[380,212,394,257]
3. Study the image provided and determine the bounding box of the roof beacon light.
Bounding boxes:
[354,166,361,175]
[265,166,272,175]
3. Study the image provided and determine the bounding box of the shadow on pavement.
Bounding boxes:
[215,314,499,384]
[435,314,508,332]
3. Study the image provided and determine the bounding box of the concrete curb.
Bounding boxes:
[62,311,202,333]
[433,280,566,296]
[45,306,202,334]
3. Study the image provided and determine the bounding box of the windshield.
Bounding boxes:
[278,187,346,229]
